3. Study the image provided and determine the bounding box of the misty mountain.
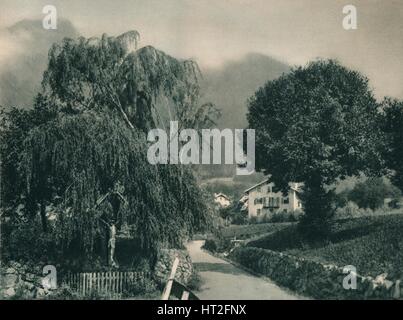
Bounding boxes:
[0,19,79,108]
[201,53,290,129]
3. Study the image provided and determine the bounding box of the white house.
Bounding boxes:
[214,193,231,208]
[244,179,303,218]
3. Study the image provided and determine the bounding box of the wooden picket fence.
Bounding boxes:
[63,271,151,296]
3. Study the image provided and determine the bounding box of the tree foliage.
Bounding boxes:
[1,31,214,266]
[20,112,209,255]
[382,98,403,192]
[247,60,384,239]
[42,31,218,131]
[348,178,401,210]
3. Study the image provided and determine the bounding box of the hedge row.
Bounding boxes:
[229,246,402,300]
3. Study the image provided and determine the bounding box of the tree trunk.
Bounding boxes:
[299,175,334,240]
[40,201,48,233]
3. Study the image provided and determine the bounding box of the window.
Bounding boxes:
[283,197,289,204]
[265,197,280,208]
[254,198,263,205]
[256,186,261,193]
[257,209,261,216]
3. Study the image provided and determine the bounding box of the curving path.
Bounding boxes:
[186,240,301,300]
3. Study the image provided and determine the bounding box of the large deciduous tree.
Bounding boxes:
[247,60,384,239]
[382,98,403,192]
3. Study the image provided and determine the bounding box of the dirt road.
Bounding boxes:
[186,240,300,300]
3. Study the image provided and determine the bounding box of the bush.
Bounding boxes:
[349,178,401,210]
[334,201,403,220]
[231,212,247,225]
[202,238,218,252]
[218,206,247,225]
[334,201,371,219]
[270,210,300,223]
[230,246,397,300]
[124,276,157,297]
[187,272,203,291]
[220,223,292,240]
[249,216,258,224]
[2,217,59,265]
[46,284,83,300]
[202,236,232,253]
[248,210,301,224]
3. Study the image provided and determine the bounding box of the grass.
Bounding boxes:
[202,222,293,253]
[247,214,403,279]
[220,222,293,240]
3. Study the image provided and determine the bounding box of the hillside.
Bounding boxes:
[202,53,289,129]
[248,214,403,278]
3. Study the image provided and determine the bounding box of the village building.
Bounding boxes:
[244,179,303,218]
[214,193,231,208]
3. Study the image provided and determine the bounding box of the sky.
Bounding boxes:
[1,0,403,99]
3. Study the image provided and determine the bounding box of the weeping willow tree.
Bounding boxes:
[21,112,209,264]
[6,31,216,267]
[42,31,218,131]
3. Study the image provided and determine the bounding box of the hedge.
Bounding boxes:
[229,246,401,300]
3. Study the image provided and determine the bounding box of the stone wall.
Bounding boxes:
[0,262,51,299]
[153,249,193,285]
[230,246,402,300]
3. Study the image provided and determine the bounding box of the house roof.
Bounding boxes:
[239,195,249,203]
[244,179,302,194]
[214,193,230,200]
[244,179,269,193]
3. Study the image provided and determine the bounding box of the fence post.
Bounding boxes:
[181,291,190,300]
[161,257,180,300]
[119,272,123,293]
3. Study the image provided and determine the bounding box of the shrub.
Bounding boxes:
[220,223,292,240]
[231,212,247,225]
[248,211,301,224]
[334,201,370,219]
[46,284,82,300]
[2,217,59,265]
[202,238,218,252]
[229,246,396,300]
[217,206,247,225]
[124,276,157,296]
[249,216,258,224]
[334,201,402,220]
[270,210,300,223]
[187,272,203,291]
[202,236,232,253]
[349,178,401,210]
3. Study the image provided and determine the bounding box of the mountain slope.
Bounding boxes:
[201,53,290,129]
[0,19,79,108]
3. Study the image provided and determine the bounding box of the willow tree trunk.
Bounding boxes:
[40,201,48,233]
